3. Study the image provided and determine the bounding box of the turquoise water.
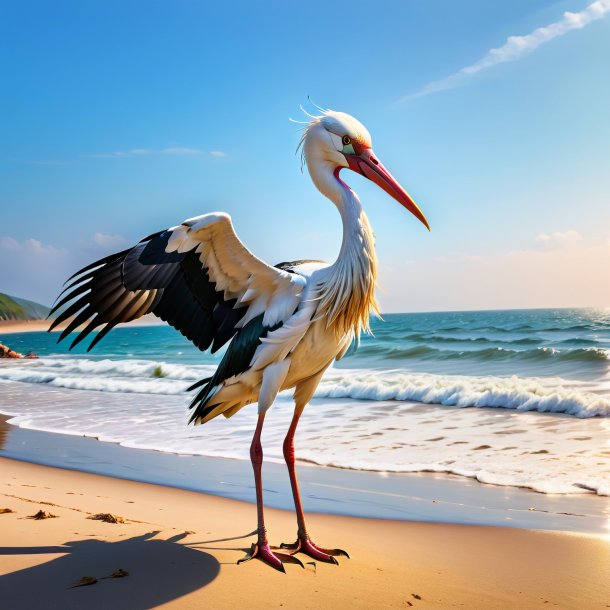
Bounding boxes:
[5,308,610,379]
[1,308,609,495]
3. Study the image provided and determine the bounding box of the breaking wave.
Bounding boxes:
[0,358,608,418]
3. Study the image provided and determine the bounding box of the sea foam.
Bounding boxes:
[0,379,608,496]
[0,358,608,418]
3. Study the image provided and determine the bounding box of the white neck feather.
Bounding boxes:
[307,159,379,337]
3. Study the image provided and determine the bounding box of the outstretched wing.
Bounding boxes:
[50,212,305,352]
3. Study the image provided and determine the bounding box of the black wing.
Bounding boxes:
[49,230,247,352]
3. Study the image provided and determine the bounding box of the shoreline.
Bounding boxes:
[1,456,609,609]
[0,316,164,336]
[0,320,52,335]
[1,414,607,534]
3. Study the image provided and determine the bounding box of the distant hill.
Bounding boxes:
[0,293,50,321]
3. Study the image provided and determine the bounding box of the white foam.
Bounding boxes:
[0,358,214,395]
[1,380,608,497]
[0,358,608,418]
[316,369,610,418]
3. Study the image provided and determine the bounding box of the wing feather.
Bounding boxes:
[51,212,304,353]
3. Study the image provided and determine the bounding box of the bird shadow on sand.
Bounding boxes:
[0,531,220,610]
[183,530,263,565]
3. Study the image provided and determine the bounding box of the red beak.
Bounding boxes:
[346,148,430,231]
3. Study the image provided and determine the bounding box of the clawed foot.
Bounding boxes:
[238,541,304,573]
[280,537,350,564]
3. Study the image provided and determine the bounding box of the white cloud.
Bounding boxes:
[379,232,610,312]
[163,147,201,155]
[0,236,20,250]
[85,147,226,159]
[87,147,199,158]
[0,236,69,304]
[535,230,583,248]
[0,236,64,256]
[399,0,610,102]
[92,232,126,248]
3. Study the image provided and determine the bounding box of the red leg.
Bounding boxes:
[280,405,349,564]
[238,412,303,572]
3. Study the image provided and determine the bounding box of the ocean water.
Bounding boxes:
[0,308,609,496]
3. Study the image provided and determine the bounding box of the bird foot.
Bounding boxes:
[238,541,304,573]
[280,536,350,564]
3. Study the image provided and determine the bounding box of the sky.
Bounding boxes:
[1,0,609,312]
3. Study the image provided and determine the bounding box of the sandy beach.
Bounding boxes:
[2,315,609,608]
[0,457,608,610]
[0,320,52,335]
[0,316,162,337]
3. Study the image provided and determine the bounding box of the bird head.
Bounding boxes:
[299,109,429,230]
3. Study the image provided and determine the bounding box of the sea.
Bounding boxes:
[0,308,609,498]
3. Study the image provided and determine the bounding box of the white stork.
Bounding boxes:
[50,109,429,572]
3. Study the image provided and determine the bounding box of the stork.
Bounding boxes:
[50,109,429,572]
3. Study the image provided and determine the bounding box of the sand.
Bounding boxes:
[0,315,163,336]
[0,457,608,609]
[0,320,53,335]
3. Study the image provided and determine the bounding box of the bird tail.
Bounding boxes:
[187,376,219,424]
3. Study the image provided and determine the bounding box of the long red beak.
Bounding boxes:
[346,148,430,231]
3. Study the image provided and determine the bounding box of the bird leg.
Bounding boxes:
[279,403,350,564]
[238,412,303,572]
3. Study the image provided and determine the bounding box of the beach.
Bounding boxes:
[1,457,609,610]
[0,316,161,337]
[0,320,52,335]
[4,0,609,605]
[1,309,609,608]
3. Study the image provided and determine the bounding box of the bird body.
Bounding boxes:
[50,108,428,571]
[192,198,376,424]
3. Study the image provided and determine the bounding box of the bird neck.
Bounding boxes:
[309,162,379,338]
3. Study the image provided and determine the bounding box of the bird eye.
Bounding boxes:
[342,136,351,146]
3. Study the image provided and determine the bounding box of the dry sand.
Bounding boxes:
[0,314,163,336]
[0,320,52,335]
[0,457,608,609]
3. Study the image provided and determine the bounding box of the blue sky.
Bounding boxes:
[1,0,609,311]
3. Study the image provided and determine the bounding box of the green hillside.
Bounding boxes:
[0,293,50,320]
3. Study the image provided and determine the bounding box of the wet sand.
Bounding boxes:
[0,414,607,533]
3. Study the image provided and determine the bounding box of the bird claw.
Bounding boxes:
[238,542,304,573]
[280,537,350,564]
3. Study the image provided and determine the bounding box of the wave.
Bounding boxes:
[354,344,610,363]
[0,359,212,395]
[1,358,608,418]
[556,337,602,347]
[315,370,610,418]
[398,334,543,346]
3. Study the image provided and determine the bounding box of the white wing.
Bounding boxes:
[166,212,306,327]
[51,211,305,352]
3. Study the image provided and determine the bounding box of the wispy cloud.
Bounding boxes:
[86,146,204,159]
[2,147,228,166]
[0,236,70,304]
[85,147,227,159]
[399,0,610,102]
[535,229,583,249]
[0,156,73,166]
[0,236,65,256]
[92,232,126,248]
[379,231,610,311]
